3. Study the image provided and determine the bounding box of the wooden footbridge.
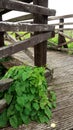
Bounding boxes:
[0,0,73,130]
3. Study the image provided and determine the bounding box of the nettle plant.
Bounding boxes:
[0,66,56,128]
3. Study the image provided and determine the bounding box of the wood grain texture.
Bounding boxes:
[0,32,52,58]
[58,18,68,48]
[0,0,56,16]
[33,0,48,67]
[48,14,73,21]
[6,14,33,22]
[0,99,7,113]
[0,79,13,91]
[0,15,4,47]
[0,22,54,32]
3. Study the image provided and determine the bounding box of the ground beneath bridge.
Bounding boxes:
[1,50,73,130]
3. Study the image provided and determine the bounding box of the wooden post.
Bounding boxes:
[58,18,68,48]
[33,0,48,67]
[0,15,4,47]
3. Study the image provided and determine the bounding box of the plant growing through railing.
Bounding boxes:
[0,66,56,128]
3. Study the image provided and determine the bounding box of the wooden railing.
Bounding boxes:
[0,0,73,54]
[0,0,55,67]
[48,14,73,48]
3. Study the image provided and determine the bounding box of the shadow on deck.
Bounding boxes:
[1,50,73,130]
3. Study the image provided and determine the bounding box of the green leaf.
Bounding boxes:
[15,104,23,112]
[21,84,26,92]
[52,102,56,108]
[33,102,39,111]
[31,110,37,117]
[50,91,56,101]
[9,115,18,128]
[0,110,8,128]
[45,106,52,119]
[30,87,36,94]
[39,90,44,97]
[48,101,52,109]
[22,72,30,81]
[20,113,30,125]
[8,83,15,93]
[40,100,46,109]
[15,84,23,96]
[39,115,45,123]
[4,93,13,104]
[24,108,31,115]
[7,104,15,117]
[17,96,25,107]
[43,115,49,123]
[25,102,31,109]
[28,94,34,102]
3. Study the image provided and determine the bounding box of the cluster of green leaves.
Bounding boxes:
[48,34,58,47]
[0,66,56,128]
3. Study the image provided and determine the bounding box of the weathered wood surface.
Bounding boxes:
[4,32,35,60]
[58,18,68,48]
[1,56,24,69]
[0,0,56,16]
[1,50,73,130]
[0,79,13,91]
[48,14,73,21]
[0,22,54,32]
[0,99,7,113]
[0,32,52,58]
[48,22,73,26]
[33,0,48,67]
[0,78,13,112]
[0,15,4,47]
[56,28,73,31]
[6,13,73,23]
[6,14,33,22]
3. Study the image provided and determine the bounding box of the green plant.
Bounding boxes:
[0,66,56,128]
[48,34,58,46]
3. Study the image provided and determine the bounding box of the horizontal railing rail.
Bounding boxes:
[0,32,52,58]
[0,0,55,16]
[0,21,54,32]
